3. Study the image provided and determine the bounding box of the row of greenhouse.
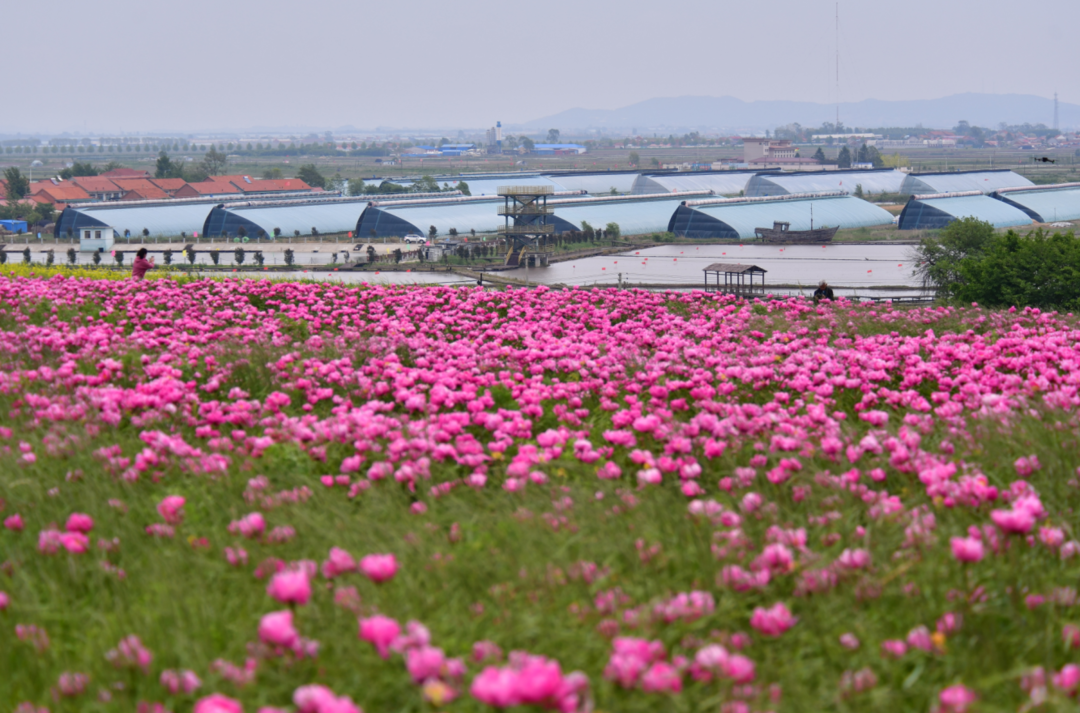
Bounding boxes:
[53,170,1079,241]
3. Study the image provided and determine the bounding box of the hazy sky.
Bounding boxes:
[10,0,1077,135]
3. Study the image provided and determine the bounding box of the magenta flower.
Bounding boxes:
[839,633,860,650]
[358,615,401,658]
[157,495,186,525]
[4,513,23,531]
[471,666,520,707]
[64,513,94,533]
[881,640,907,658]
[1053,664,1080,694]
[322,547,357,579]
[193,693,244,713]
[259,610,300,649]
[938,684,977,712]
[406,645,446,684]
[906,626,934,652]
[0,591,8,610]
[640,662,682,693]
[950,536,984,563]
[359,553,398,583]
[59,532,89,554]
[722,654,756,683]
[266,570,312,606]
[749,602,797,637]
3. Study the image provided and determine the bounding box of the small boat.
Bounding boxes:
[754,221,838,244]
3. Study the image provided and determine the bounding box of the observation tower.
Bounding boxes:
[498,185,554,267]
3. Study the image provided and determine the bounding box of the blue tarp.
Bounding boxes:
[0,219,28,233]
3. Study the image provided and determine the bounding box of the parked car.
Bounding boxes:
[403,234,425,244]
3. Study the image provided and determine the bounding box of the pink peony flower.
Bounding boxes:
[839,633,860,650]
[881,640,907,658]
[259,610,300,649]
[0,591,8,610]
[1053,664,1080,694]
[950,536,984,563]
[991,507,1035,534]
[749,602,797,637]
[266,570,312,606]
[836,548,871,570]
[359,615,401,658]
[64,513,94,533]
[321,547,357,579]
[641,662,682,693]
[471,666,520,707]
[59,532,89,554]
[194,693,244,713]
[938,684,977,712]
[406,645,447,684]
[157,496,186,525]
[359,553,398,583]
[4,513,24,531]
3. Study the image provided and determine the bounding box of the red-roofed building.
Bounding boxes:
[70,176,123,200]
[172,181,242,198]
[269,178,312,192]
[100,168,151,179]
[110,178,170,200]
[28,182,93,205]
[149,178,188,196]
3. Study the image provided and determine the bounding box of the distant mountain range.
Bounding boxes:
[521,93,1078,133]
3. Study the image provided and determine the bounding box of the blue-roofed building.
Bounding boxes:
[899,170,1033,195]
[897,192,1033,230]
[669,194,894,239]
[745,169,905,197]
[991,184,1080,223]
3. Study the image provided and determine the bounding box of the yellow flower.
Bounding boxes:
[931,631,947,653]
[422,680,455,707]
[490,451,503,460]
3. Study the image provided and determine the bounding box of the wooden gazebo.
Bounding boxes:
[703,263,767,294]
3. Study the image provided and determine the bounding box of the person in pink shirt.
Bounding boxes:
[131,248,155,279]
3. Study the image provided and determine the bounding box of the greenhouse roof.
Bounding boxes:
[55,201,218,238]
[745,169,905,197]
[899,170,1033,195]
[898,194,1033,230]
[550,196,691,236]
[671,195,893,239]
[991,184,1080,223]
[631,170,765,197]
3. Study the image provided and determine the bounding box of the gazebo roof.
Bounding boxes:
[703,262,767,274]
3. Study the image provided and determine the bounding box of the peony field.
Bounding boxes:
[2,272,1080,713]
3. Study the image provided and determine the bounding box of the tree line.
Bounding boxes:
[913,217,1080,309]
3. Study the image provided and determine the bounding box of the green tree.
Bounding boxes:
[853,183,864,198]
[837,146,852,169]
[3,167,29,199]
[546,129,560,143]
[605,222,621,239]
[911,217,996,294]
[155,151,174,179]
[347,178,366,196]
[415,175,439,193]
[813,147,826,163]
[201,146,228,176]
[455,181,470,196]
[650,157,661,168]
[428,225,438,240]
[297,164,326,189]
[521,137,535,151]
[628,152,640,167]
[263,167,284,180]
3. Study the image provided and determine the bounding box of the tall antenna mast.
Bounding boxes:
[1054,92,1059,131]
[835,2,840,128]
